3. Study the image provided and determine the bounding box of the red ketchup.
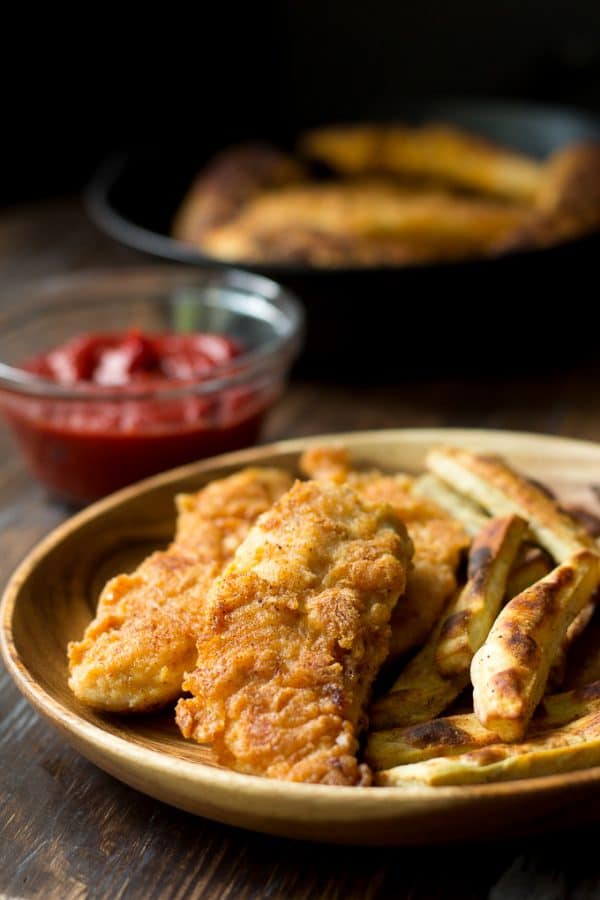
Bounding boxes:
[2,330,270,503]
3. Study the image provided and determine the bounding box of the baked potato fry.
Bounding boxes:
[550,599,598,690]
[506,546,553,600]
[565,605,600,687]
[426,447,596,562]
[369,597,470,731]
[376,707,600,787]
[435,515,527,676]
[366,679,600,769]
[367,712,500,770]
[413,474,489,537]
[471,550,600,741]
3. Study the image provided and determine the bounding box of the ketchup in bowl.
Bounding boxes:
[27,330,242,389]
[0,330,273,504]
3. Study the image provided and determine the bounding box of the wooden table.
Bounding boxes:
[2,199,600,900]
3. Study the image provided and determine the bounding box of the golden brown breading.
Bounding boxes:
[499,143,600,251]
[300,447,469,658]
[197,181,531,266]
[300,123,543,200]
[172,144,305,246]
[68,467,292,712]
[176,479,412,785]
[173,130,600,269]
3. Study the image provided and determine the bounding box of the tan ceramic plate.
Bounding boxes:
[3,429,600,845]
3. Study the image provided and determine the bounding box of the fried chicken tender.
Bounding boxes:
[300,123,543,201]
[300,448,469,658]
[68,467,292,712]
[172,143,305,246]
[499,143,600,252]
[176,480,412,785]
[198,181,531,266]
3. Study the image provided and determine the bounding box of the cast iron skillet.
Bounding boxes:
[86,99,600,377]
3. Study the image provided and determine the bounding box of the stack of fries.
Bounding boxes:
[366,447,600,788]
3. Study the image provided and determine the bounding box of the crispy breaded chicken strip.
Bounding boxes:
[300,447,469,658]
[426,447,596,562]
[366,680,600,770]
[300,123,543,200]
[199,181,531,266]
[376,707,600,787]
[498,142,600,252]
[68,467,292,712]
[176,480,412,785]
[471,550,600,741]
[172,144,305,246]
[435,515,527,676]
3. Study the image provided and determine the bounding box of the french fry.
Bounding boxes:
[366,680,600,770]
[367,712,501,770]
[508,544,574,692]
[426,447,596,562]
[506,545,553,600]
[435,515,527,676]
[369,597,470,731]
[376,707,600,787]
[549,599,598,690]
[413,474,489,537]
[564,605,600,687]
[471,550,600,741]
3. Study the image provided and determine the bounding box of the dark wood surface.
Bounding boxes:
[2,199,600,900]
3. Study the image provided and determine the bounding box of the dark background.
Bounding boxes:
[3,0,600,205]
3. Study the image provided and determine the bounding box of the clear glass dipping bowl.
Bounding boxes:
[0,267,303,504]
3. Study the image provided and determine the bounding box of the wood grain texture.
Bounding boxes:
[1,199,600,896]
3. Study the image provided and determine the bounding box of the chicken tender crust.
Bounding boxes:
[176,480,412,785]
[68,467,292,712]
[300,447,469,657]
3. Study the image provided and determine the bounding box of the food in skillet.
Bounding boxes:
[68,443,600,788]
[173,123,600,266]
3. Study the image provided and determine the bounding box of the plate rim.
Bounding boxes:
[4,426,600,815]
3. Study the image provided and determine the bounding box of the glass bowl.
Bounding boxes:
[0,266,303,504]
